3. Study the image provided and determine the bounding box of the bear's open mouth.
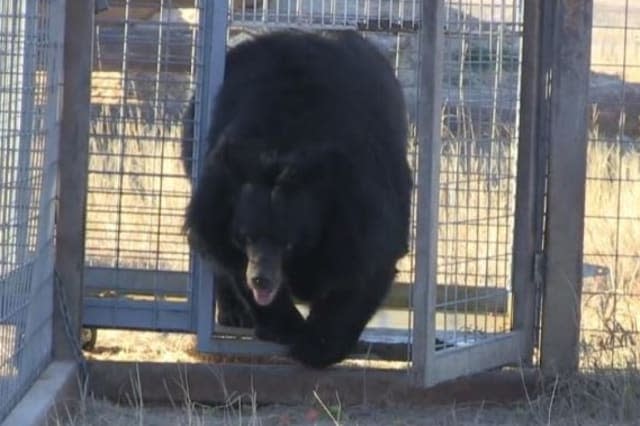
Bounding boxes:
[252,287,276,306]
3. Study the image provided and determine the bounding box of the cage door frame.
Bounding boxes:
[411,0,531,388]
[193,0,237,353]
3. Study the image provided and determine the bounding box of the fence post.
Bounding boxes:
[539,0,593,375]
[53,0,94,360]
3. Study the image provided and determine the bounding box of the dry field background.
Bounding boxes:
[591,0,640,84]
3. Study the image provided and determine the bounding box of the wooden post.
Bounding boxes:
[540,0,593,375]
[53,0,94,360]
[411,0,444,387]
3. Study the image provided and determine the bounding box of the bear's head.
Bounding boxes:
[223,142,351,306]
[230,178,324,305]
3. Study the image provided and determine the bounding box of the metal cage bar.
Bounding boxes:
[509,0,544,366]
[194,0,230,353]
[54,0,94,365]
[411,0,444,386]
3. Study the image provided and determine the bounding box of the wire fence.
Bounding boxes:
[83,0,201,331]
[435,0,523,347]
[581,0,640,369]
[228,0,420,30]
[0,0,62,421]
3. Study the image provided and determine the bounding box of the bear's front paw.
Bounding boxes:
[289,330,353,369]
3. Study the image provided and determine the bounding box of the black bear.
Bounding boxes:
[183,29,412,368]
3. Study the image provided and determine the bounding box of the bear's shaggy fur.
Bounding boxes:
[184,30,412,368]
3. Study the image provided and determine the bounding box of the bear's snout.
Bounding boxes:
[251,276,273,291]
[245,240,283,306]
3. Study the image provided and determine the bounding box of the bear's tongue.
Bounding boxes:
[253,288,274,306]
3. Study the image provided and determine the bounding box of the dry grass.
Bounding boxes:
[580,122,640,370]
[50,364,640,425]
[437,132,517,289]
[0,325,18,378]
[85,106,191,272]
[516,369,640,426]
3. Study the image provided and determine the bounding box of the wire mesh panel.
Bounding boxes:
[435,0,522,347]
[228,0,420,30]
[581,0,640,369]
[83,0,203,331]
[0,0,62,421]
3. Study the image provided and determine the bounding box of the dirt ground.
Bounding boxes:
[45,329,640,426]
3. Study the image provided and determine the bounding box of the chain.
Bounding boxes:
[54,270,89,382]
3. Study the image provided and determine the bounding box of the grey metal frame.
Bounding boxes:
[192,1,284,356]
[192,1,230,350]
[82,0,204,333]
[0,0,65,420]
[413,0,532,386]
[410,0,445,385]
[510,0,546,367]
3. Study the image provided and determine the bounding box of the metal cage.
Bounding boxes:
[6,0,628,418]
[0,0,64,421]
[82,0,541,387]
